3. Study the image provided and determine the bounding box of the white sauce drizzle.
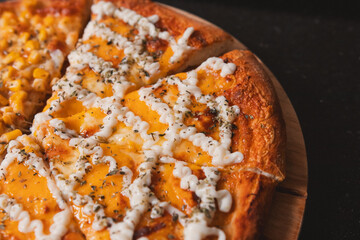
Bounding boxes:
[0,137,71,239]
[198,57,237,78]
[109,155,155,239]
[49,119,78,139]
[83,20,160,77]
[31,56,241,239]
[50,49,65,70]
[91,1,194,65]
[24,1,246,239]
[169,27,194,63]
[138,59,243,166]
[158,157,228,240]
[35,55,241,239]
[0,195,71,240]
[125,57,241,239]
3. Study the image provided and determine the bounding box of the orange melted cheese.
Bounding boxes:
[0,136,84,240]
[33,59,241,240]
[0,1,281,240]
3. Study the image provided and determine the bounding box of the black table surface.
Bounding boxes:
[1,0,359,239]
[156,0,360,239]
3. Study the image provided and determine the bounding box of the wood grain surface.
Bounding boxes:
[160,3,308,239]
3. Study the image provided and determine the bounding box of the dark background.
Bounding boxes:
[155,0,360,239]
[1,0,359,239]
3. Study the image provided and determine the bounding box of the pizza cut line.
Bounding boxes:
[0,0,286,240]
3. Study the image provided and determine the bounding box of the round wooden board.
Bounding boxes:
[159,3,308,240]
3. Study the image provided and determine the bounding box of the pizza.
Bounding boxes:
[0,0,286,240]
[0,0,91,155]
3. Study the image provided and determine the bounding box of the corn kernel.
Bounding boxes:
[20,78,30,90]
[33,68,49,80]
[5,66,16,79]
[0,39,8,51]
[25,39,40,51]
[20,69,32,80]
[20,9,31,21]
[32,78,47,92]
[2,11,15,19]
[1,11,17,25]
[31,15,42,25]
[28,50,42,64]
[2,11,14,19]
[3,52,20,64]
[9,90,27,114]
[7,79,23,92]
[3,129,22,142]
[46,26,55,36]
[2,26,15,34]
[0,94,9,106]
[38,28,47,42]
[20,32,31,43]
[13,57,27,70]
[2,112,14,125]
[18,15,28,25]
[44,15,55,26]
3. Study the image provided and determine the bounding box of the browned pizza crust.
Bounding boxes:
[216,171,277,240]
[222,50,286,180]
[211,50,286,239]
[25,0,91,18]
[0,1,18,14]
[0,0,91,20]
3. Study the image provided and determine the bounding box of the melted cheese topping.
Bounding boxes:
[0,194,71,240]
[160,157,231,239]
[0,1,278,240]
[0,136,72,239]
[32,55,239,239]
[27,1,203,239]
[91,1,194,64]
[136,61,243,166]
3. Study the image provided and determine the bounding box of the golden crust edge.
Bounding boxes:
[222,49,286,179]
[214,50,286,239]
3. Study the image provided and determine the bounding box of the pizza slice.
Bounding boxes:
[0,135,85,240]
[0,0,91,153]
[43,0,233,111]
[118,49,285,239]
[32,49,285,239]
[0,0,285,239]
